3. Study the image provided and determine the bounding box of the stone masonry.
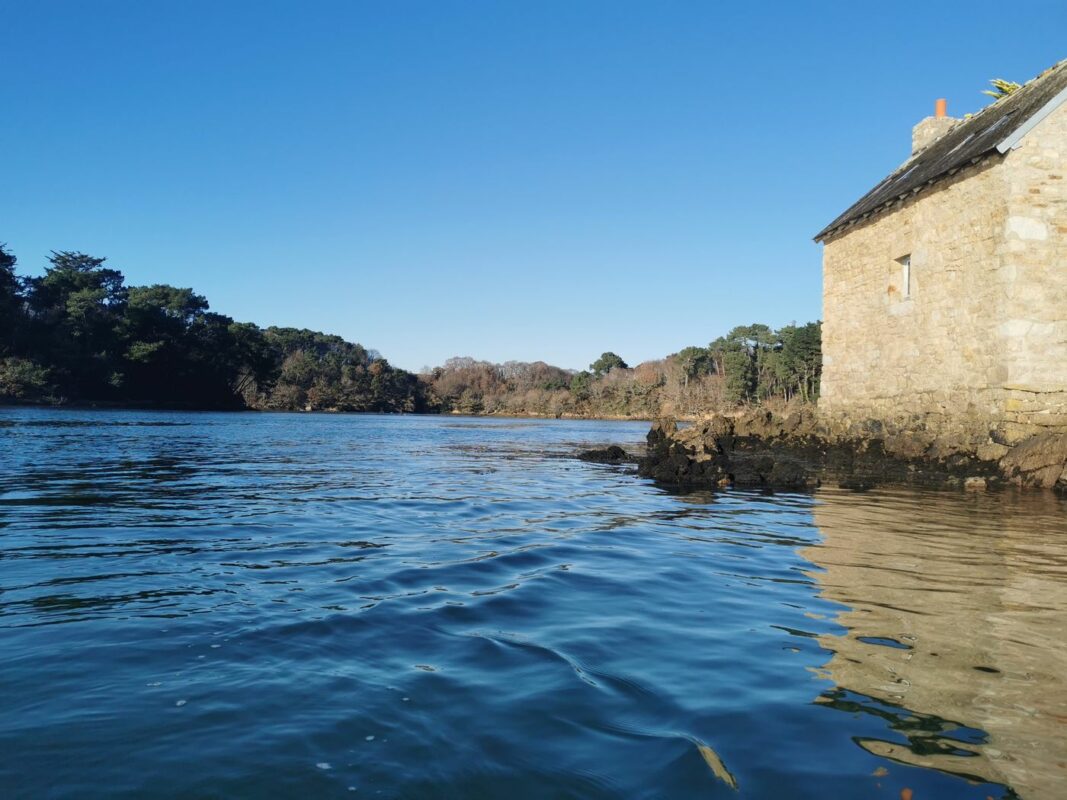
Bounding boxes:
[819,100,1067,446]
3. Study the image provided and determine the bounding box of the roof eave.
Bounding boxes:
[813,153,998,243]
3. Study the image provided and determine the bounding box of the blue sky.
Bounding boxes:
[2,1,1064,371]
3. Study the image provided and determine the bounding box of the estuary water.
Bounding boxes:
[1,409,1065,799]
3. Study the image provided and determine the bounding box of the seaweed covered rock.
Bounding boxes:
[637,410,1006,492]
[577,445,630,464]
[638,417,712,484]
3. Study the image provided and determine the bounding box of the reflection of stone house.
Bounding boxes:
[806,490,1067,799]
[815,60,1067,444]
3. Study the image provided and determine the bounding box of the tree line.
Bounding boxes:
[0,245,429,411]
[424,322,822,418]
[1,243,821,417]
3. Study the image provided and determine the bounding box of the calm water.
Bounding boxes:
[1,409,1065,799]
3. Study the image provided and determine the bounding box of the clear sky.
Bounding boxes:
[2,1,1064,371]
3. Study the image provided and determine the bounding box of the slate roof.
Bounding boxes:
[815,59,1067,242]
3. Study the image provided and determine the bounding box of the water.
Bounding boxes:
[1,409,1065,799]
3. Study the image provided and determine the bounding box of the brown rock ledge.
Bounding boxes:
[633,410,1067,493]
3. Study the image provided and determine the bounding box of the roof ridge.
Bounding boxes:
[814,58,1067,242]
[910,60,1067,161]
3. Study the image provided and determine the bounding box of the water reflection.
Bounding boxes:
[2,409,1066,798]
[806,488,1067,799]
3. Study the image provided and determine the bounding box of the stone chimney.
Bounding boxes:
[912,98,957,154]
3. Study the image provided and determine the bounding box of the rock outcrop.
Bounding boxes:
[576,445,631,464]
[999,433,1067,490]
[635,409,1067,493]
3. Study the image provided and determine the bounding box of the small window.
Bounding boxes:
[897,254,912,297]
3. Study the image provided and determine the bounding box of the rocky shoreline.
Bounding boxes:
[582,409,1067,494]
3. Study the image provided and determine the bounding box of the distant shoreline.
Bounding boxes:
[0,401,658,423]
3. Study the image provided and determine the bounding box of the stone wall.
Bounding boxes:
[912,114,958,154]
[820,102,1067,444]
[999,100,1067,441]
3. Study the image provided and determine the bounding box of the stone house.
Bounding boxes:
[815,60,1067,445]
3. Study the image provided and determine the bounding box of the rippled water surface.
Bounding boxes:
[2,409,1066,799]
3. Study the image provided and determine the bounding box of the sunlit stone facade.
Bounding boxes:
[817,86,1067,445]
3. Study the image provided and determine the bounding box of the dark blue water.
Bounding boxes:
[1,409,1065,799]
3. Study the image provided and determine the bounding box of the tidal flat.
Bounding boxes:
[1,409,1064,799]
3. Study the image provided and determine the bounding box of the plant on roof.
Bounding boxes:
[983,78,1021,101]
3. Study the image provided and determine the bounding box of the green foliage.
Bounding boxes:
[709,327,759,404]
[983,78,1021,101]
[0,244,20,355]
[0,244,428,412]
[674,346,712,386]
[0,243,822,418]
[569,370,593,401]
[707,322,821,405]
[590,351,628,377]
[0,357,51,401]
[16,251,131,398]
[0,243,16,282]
[776,322,822,402]
[256,328,422,412]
